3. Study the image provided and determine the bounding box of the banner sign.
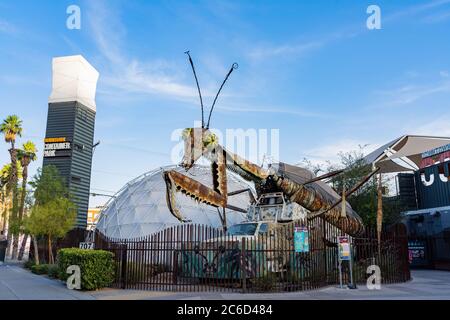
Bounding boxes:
[338,236,351,261]
[422,143,450,159]
[44,137,71,158]
[420,152,450,169]
[294,227,309,253]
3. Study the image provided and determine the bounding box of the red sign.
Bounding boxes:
[420,150,450,169]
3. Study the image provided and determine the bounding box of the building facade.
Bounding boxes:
[42,55,99,228]
[401,143,450,269]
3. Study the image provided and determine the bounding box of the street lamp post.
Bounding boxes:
[86,192,116,242]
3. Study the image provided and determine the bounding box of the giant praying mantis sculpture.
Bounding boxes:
[163,52,379,236]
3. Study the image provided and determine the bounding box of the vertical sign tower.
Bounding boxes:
[43,55,99,228]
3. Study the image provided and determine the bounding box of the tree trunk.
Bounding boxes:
[11,235,19,260]
[376,173,383,255]
[33,235,39,265]
[1,193,10,237]
[18,233,28,261]
[8,146,19,260]
[6,231,13,257]
[17,162,29,261]
[47,235,53,264]
[1,205,7,233]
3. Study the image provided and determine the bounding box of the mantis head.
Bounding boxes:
[180,127,219,170]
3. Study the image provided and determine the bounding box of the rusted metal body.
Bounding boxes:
[164,128,369,236]
[163,53,375,236]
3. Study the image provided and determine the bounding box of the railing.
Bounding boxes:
[408,234,450,270]
[94,218,411,293]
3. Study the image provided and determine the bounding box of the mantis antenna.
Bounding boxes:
[185,51,205,128]
[206,62,238,129]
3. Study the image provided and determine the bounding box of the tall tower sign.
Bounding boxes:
[43,55,99,228]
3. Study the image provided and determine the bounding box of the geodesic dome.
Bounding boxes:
[95,165,255,239]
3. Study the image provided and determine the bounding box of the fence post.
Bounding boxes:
[173,250,178,285]
[241,239,246,293]
[322,218,327,285]
[121,242,128,289]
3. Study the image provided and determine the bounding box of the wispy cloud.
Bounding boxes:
[414,116,450,137]
[373,80,450,107]
[422,10,450,23]
[86,1,200,102]
[248,40,324,61]
[247,0,450,63]
[386,0,450,22]
[0,74,45,86]
[216,103,328,118]
[0,18,17,34]
[297,139,380,169]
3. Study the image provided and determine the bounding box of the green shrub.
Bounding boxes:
[252,273,278,291]
[124,262,145,284]
[24,259,35,269]
[31,264,49,275]
[124,262,168,284]
[57,248,115,290]
[47,264,59,279]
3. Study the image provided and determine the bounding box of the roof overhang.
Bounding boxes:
[363,135,450,173]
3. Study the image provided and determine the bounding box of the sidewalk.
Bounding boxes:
[101,269,450,300]
[0,264,94,300]
[0,263,449,300]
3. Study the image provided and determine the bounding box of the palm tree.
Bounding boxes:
[0,163,22,239]
[0,164,12,233]
[17,141,37,260]
[0,115,23,258]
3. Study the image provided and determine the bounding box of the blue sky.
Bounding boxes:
[1,0,450,207]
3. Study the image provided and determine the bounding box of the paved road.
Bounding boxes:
[0,264,449,300]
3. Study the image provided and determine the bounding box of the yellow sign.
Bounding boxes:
[87,208,102,230]
[44,137,66,143]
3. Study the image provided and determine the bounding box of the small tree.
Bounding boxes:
[17,141,37,260]
[25,166,73,264]
[25,198,76,264]
[0,162,22,235]
[302,146,403,227]
[1,115,23,258]
[30,166,69,205]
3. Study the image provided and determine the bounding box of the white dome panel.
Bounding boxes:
[96,165,254,239]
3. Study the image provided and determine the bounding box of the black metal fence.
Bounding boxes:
[29,228,88,263]
[408,233,450,270]
[94,218,410,293]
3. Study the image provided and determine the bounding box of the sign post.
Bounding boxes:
[338,236,354,289]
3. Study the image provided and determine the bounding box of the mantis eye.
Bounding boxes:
[181,128,192,140]
[203,133,218,147]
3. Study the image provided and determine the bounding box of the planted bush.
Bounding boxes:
[31,264,49,275]
[57,248,115,290]
[252,273,278,291]
[124,262,169,284]
[24,259,35,269]
[47,264,59,279]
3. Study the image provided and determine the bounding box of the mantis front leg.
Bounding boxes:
[164,149,228,222]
